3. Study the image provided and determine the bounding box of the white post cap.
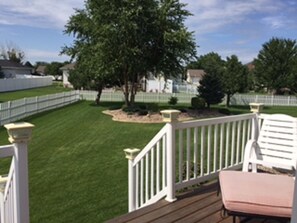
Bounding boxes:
[124,148,140,160]
[249,103,264,113]
[4,122,35,143]
[160,110,181,123]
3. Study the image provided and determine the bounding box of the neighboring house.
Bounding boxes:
[35,65,47,76]
[144,73,179,93]
[60,63,75,88]
[0,59,33,78]
[186,69,205,85]
[246,61,255,71]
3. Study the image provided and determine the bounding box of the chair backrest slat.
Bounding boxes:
[257,114,297,170]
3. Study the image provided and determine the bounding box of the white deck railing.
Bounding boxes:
[0,123,34,223]
[126,111,257,212]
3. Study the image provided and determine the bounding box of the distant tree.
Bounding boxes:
[198,73,224,108]
[254,37,297,94]
[34,61,49,68]
[45,62,64,76]
[62,0,196,107]
[223,55,248,107]
[0,42,25,63]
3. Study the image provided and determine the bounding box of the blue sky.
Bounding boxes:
[0,0,296,65]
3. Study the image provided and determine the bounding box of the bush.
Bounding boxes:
[191,97,205,109]
[108,105,122,110]
[122,105,140,114]
[218,108,231,115]
[138,110,148,116]
[168,96,178,106]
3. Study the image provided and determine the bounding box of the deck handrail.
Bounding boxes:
[0,123,34,223]
[126,112,257,212]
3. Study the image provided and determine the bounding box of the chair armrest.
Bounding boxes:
[242,139,259,172]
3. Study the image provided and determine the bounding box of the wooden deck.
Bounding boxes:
[107,181,285,223]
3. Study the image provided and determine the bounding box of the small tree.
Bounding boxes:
[198,73,224,108]
[223,55,248,107]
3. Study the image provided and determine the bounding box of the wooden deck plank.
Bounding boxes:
[107,181,288,223]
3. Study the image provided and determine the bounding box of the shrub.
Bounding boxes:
[218,108,231,115]
[122,105,140,114]
[168,96,178,106]
[138,110,148,116]
[108,105,122,110]
[191,97,205,109]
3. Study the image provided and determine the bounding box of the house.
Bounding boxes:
[246,61,255,71]
[60,63,75,88]
[0,59,33,78]
[186,69,205,85]
[35,65,47,76]
[144,73,174,93]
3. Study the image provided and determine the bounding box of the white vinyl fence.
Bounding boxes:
[230,94,297,106]
[0,91,80,126]
[0,77,53,92]
[80,90,196,104]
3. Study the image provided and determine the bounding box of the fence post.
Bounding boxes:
[288,96,290,106]
[124,148,140,212]
[161,109,180,202]
[4,122,34,223]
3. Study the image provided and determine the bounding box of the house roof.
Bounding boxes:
[245,61,255,71]
[0,59,32,70]
[36,65,46,74]
[60,63,75,70]
[187,69,205,78]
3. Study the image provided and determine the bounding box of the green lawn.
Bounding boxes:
[0,101,163,223]
[0,99,296,222]
[0,83,71,102]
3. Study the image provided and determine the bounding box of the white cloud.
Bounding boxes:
[0,0,84,29]
[262,16,289,29]
[26,48,70,63]
[181,0,285,34]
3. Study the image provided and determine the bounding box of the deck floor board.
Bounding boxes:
[107,181,287,223]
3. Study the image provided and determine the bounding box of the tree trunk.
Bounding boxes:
[95,84,103,105]
[226,94,230,107]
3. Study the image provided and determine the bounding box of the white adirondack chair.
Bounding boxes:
[243,114,297,172]
[219,114,297,222]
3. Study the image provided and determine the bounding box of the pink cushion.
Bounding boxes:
[219,171,294,218]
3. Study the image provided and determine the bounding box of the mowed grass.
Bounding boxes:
[0,101,162,223]
[1,89,297,222]
[0,83,71,102]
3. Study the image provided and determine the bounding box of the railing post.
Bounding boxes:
[4,122,34,223]
[124,148,140,212]
[249,103,263,172]
[161,110,180,202]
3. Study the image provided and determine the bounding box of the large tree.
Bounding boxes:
[62,0,196,106]
[223,55,248,107]
[254,37,297,94]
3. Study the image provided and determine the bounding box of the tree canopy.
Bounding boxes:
[62,0,196,106]
[0,42,25,63]
[254,37,297,94]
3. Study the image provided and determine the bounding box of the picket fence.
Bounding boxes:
[230,94,297,106]
[0,77,53,93]
[0,91,80,126]
[80,90,196,103]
